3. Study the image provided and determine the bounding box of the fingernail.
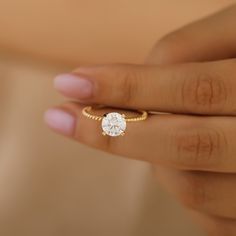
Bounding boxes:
[54,74,93,99]
[44,108,76,136]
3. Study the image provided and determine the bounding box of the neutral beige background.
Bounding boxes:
[0,1,235,236]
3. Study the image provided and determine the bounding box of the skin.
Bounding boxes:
[45,4,236,236]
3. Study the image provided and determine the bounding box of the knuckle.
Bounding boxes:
[173,128,224,169]
[178,174,207,210]
[89,64,139,105]
[181,70,227,113]
[119,68,139,105]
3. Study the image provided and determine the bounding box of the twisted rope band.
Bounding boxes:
[82,106,148,122]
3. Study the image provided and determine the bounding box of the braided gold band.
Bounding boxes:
[82,106,148,137]
[82,106,148,122]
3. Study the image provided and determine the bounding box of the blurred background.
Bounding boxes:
[0,1,234,235]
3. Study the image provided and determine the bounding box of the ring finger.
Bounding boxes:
[45,103,235,172]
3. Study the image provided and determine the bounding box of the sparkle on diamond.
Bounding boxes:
[101,112,126,137]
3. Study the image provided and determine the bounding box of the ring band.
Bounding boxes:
[82,106,148,137]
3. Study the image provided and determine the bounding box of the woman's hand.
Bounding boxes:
[45,5,236,235]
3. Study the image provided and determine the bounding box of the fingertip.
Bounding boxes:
[54,73,93,99]
[44,108,76,136]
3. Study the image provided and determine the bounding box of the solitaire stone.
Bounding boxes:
[101,112,126,137]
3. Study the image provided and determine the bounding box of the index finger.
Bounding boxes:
[54,59,236,115]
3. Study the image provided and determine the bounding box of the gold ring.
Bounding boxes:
[82,106,148,137]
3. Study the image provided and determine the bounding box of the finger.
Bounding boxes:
[45,103,236,173]
[153,166,236,219]
[190,211,236,236]
[54,59,236,115]
[146,5,236,65]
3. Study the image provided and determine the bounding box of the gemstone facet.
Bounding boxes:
[101,112,126,137]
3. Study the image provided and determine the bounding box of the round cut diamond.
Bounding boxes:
[101,112,126,137]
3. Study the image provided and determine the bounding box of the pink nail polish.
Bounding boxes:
[54,74,93,99]
[44,108,76,136]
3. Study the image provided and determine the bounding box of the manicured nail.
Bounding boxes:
[44,108,76,136]
[54,74,93,99]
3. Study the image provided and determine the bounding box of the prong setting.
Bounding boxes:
[101,112,127,137]
[82,106,148,138]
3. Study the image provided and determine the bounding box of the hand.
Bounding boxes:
[45,5,236,235]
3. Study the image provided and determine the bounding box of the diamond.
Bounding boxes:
[101,112,126,137]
